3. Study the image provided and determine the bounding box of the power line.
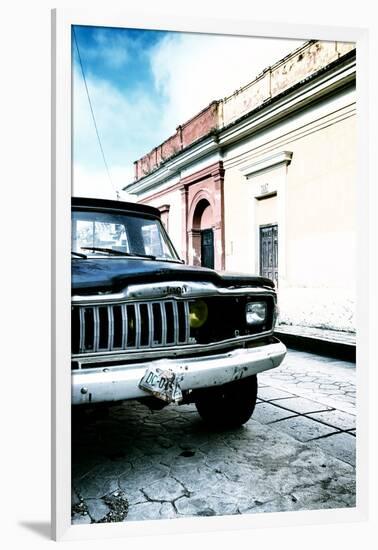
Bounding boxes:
[73,27,120,200]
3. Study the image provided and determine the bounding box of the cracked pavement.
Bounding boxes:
[71,349,356,524]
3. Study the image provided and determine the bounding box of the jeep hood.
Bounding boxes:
[71,258,275,295]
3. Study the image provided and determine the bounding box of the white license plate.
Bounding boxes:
[139,365,183,403]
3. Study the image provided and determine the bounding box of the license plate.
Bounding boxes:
[139,365,183,403]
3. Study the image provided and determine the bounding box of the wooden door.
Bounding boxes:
[260,225,278,286]
[201,229,214,269]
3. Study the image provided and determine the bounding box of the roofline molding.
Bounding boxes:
[125,53,355,196]
[240,151,293,179]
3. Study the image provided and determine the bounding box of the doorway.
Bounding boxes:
[201,228,214,269]
[190,198,215,268]
[259,224,278,286]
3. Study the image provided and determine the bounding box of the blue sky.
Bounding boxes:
[72,25,304,199]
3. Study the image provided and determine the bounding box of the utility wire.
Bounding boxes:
[73,27,120,200]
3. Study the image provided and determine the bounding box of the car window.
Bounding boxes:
[72,210,179,260]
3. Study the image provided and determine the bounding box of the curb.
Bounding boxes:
[274,330,356,363]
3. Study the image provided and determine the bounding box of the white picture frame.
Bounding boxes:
[51,8,369,541]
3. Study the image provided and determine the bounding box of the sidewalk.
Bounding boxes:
[258,348,356,467]
[274,324,356,362]
[260,349,356,414]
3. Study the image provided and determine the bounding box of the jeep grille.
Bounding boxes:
[72,300,192,354]
[71,296,274,355]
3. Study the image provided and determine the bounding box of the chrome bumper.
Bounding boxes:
[72,339,286,405]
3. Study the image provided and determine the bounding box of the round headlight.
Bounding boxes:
[189,299,208,328]
[246,301,267,325]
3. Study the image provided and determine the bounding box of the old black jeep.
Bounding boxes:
[71,197,286,428]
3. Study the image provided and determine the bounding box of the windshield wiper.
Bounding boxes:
[80,247,156,260]
[71,250,87,259]
[155,257,185,264]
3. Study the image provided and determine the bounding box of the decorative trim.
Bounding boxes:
[181,161,224,188]
[125,55,354,196]
[218,56,355,148]
[187,189,215,227]
[139,180,182,204]
[240,151,293,179]
[224,102,355,171]
[139,161,223,204]
[126,136,220,195]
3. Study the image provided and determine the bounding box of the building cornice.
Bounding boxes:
[139,161,224,204]
[125,54,355,197]
[224,101,355,172]
[218,56,355,149]
[240,151,293,179]
[126,135,220,195]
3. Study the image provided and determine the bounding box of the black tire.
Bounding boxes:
[194,375,258,428]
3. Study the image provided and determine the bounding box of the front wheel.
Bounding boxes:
[194,375,258,428]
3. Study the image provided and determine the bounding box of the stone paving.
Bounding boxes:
[71,349,356,524]
[260,349,356,412]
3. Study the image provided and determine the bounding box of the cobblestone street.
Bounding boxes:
[71,349,356,524]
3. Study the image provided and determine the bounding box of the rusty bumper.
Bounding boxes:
[72,338,286,405]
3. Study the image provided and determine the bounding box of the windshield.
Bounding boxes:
[72,209,180,261]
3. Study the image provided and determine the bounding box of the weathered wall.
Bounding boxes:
[279,114,356,331]
[131,41,355,186]
[285,115,356,289]
[134,102,219,180]
[138,162,225,268]
[220,41,354,127]
[182,161,225,270]
[130,39,357,333]
[224,163,283,275]
[223,87,356,332]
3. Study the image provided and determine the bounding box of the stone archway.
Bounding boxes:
[181,161,225,270]
[190,198,214,267]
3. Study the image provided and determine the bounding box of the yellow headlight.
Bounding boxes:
[189,299,208,328]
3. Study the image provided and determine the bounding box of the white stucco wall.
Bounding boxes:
[129,52,356,333]
[223,85,356,332]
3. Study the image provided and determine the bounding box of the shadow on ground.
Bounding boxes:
[71,399,355,524]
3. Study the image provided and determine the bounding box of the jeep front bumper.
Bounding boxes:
[72,338,286,405]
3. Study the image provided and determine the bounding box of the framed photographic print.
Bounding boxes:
[51,7,369,542]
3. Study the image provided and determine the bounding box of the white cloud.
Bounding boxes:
[73,32,306,199]
[72,67,159,197]
[149,33,305,135]
[72,164,135,201]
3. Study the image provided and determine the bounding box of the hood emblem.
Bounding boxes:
[162,284,188,297]
[125,281,197,300]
